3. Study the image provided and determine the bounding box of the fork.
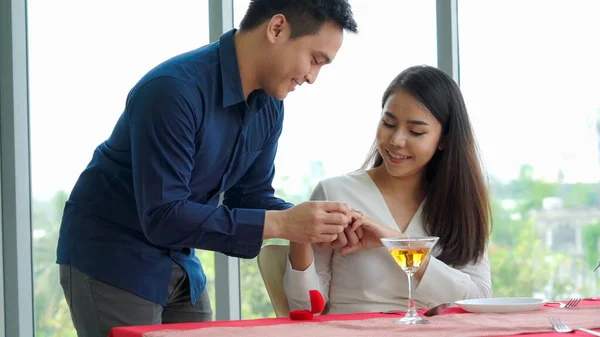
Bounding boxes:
[546,297,581,308]
[548,316,600,336]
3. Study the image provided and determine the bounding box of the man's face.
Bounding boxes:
[262,19,344,100]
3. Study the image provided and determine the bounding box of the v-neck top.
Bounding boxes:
[361,170,425,235]
[283,170,492,314]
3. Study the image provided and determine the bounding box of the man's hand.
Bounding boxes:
[339,215,404,255]
[263,201,351,243]
[319,209,365,249]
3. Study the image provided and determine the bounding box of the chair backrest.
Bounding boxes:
[257,244,290,317]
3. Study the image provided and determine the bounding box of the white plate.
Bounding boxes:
[454,298,547,313]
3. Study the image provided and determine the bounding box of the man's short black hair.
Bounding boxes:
[239,0,358,38]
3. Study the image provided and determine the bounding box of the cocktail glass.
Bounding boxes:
[380,236,439,324]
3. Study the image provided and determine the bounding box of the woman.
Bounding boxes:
[283,65,492,314]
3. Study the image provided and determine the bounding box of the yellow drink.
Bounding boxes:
[381,237,438,324]
[389,248,430,271]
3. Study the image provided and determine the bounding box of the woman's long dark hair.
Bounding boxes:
[362,65,491,266]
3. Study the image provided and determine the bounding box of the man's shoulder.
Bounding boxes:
[135,41,221,92]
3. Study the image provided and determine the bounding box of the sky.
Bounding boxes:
[27,0,600,200]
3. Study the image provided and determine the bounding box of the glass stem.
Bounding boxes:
[406,271,417,318]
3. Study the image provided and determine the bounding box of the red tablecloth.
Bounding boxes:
[110,299,600,337]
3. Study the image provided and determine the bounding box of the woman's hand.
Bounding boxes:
[339,215,404,255]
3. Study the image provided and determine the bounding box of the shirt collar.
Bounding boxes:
[219,29,246,108]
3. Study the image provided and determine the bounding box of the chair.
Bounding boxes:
[257,244,291,317]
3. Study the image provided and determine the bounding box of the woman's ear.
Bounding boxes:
[438,137,446,151]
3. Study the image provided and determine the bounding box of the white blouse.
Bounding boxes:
[283,170,492,314]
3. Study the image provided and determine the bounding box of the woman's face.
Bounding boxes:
[376,90,443,179]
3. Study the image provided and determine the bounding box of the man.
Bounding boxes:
[56,0,358,336]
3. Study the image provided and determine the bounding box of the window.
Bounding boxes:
[27,1,210,335]
[458,0,600,299]
[234,0,437,318]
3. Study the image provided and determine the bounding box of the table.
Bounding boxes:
[110,299,600,337]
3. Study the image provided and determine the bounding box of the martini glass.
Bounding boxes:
[381,236,439,324]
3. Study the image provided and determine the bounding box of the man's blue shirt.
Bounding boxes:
[56,29,293,305]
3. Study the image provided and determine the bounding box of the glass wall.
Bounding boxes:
[2,0,595,335]
[27,1,211,335]
[458,0,600,299]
